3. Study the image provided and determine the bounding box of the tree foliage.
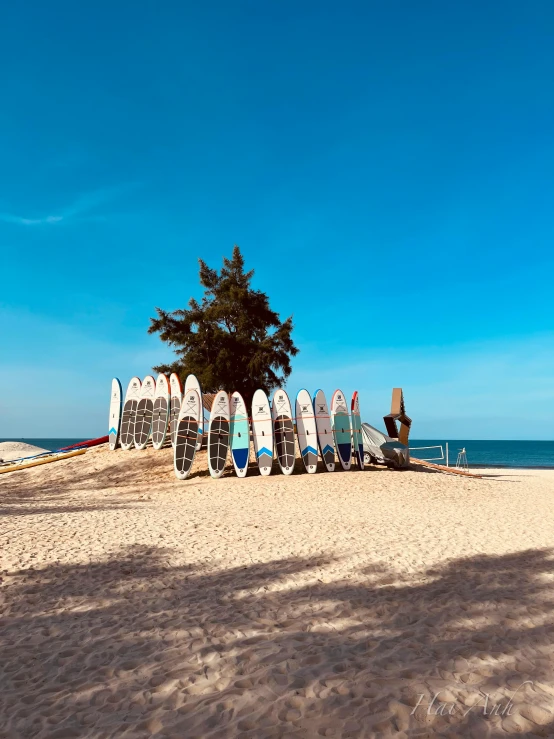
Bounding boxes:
[149,245,298,404]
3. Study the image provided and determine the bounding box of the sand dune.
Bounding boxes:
[1,444,554,737]
[0,441,48,462]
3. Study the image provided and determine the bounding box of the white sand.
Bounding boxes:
[0,441,48,462]
[1,444,554,737]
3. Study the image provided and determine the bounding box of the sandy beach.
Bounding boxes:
[2,445,554,738]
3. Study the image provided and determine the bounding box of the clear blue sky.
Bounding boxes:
[1,0,553,439]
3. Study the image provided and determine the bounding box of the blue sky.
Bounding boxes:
[1,0,553,439]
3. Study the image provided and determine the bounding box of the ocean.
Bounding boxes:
[1,438,552,470]
[410,440,554,469]
[0,439,87,452]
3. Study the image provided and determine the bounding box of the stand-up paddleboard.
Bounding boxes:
[313,389,335,472]
[296,389,318,473]
[134,375,155,450]
[351,391,365,470]
[208,390,230,479]
[252,389,273,475]
[271,388,295,475]
[184,374,204,450]
[169,373,183,447]
[230,391,250,477]
[331,389,352,470]
[108,378,123,450]
[174,388,201,479]
[120,377,141,450]
[151,374,170,450]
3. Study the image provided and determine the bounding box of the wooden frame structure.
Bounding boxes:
[383,388,412,446]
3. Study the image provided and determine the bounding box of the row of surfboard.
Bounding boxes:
[108,374,365,480]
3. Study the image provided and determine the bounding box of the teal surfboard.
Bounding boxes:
[230,391,250,477]
[331,389,351,470]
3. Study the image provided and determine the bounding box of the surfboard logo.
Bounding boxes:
[185,394,197,412]
[274,397,287,412]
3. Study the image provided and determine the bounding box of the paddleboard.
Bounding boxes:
[251,389,273,475]
[151,374,170,450]
[108,378,122,450]
[120,377,142,450]
[271,389,295,474]
[134,375,155,450]
[169,373,183,447]
[230,391,250,477]
[184,374,204,450]
[351,391,365,470]
[174,387,201,479]
[296,389,318,473]
[208,390,230,478]
[331,389,352,470]
[313,389,335,472]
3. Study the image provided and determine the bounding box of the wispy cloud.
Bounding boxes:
[0,182,140,227]
[0,214,64,226]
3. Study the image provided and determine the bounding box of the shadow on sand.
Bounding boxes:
[2,545,554,737]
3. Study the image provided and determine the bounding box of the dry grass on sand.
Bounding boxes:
[2,444,554,737]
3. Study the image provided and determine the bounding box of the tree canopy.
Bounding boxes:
[149,245,298,404]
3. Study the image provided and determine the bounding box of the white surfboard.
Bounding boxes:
[331,389,352,470]
[271,388,295,475]
[208,390,230,479]
[296,389,318,473]
[184,374,204,450]
[134,375,155,450]
[120,377,141,450]
[230,391,250,478]
[108,378,122,450]
[174,388,201,479]
[313,389,335,472]
[151,374,170,450]
[169,373,183,447]
[251,389,273,476]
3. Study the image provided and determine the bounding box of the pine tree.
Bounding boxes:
[148,245,298,404]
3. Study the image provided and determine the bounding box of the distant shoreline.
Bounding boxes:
[0,438,551,471]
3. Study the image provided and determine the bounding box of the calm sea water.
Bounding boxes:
[0,438,87,452]
[1,438,553,469]
[410,440,554,469]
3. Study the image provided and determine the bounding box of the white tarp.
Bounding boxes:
[361,422,410,468]
[361,422,391,464]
